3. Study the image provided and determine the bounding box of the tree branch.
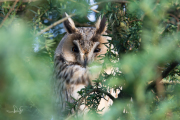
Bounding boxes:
[162,62,179,78]
[0,0,18,28]
[147,62,179,91]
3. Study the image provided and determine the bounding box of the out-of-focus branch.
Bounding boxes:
[0,0,18,28]
[156,69,165,97]
[147,62,179,91]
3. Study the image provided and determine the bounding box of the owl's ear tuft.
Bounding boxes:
[63,13,77,34]
[95,15,107,34]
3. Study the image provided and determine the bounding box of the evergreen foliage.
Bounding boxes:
[0,0,179,120]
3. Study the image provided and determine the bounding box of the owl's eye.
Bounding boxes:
[72,46,79,53]
[94,48,101,53]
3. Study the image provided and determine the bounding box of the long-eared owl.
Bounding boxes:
[53,13,113,115]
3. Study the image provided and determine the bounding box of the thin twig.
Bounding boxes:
[0,0,18,28]
[36,14,75,36]
[90,8,99,13]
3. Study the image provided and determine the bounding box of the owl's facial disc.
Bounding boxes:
[72,40,100,68]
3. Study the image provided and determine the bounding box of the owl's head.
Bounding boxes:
[55,13,108,68]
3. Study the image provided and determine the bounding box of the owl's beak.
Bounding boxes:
[83,57,88,68]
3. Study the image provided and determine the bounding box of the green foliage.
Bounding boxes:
[0,0,180,120]
[0,20,53,120]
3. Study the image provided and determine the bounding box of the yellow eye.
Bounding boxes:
[94,48,101,53]
[72,46,79,53]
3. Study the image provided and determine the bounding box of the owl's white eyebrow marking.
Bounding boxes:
[73,40,78,46]
[94,42,100,48]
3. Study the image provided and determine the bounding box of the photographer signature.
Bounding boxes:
[6,105,23,114]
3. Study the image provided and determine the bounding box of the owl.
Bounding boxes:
[53,13,116,116]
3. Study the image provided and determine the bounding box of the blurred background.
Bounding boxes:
[0,0,180,120]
